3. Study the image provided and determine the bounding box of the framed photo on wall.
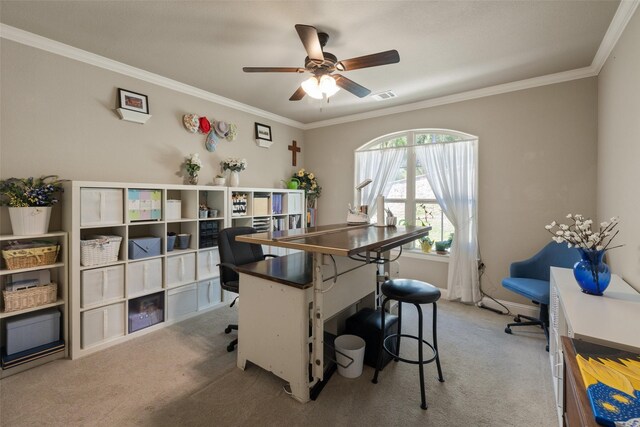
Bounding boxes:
[255,122,272,141]
[118,88,149,114]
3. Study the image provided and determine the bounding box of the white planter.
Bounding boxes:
[8,206,52,235]
[214,178,226,186]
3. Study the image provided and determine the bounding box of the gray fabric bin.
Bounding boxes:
[5,308,61,355]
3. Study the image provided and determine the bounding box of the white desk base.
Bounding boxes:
[237,255,377,403]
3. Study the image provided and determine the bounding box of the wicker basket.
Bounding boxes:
[2,282,58,312]
[81,235,122,266]
[2,243,60,270]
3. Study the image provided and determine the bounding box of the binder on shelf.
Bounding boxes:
[272,194,283,215]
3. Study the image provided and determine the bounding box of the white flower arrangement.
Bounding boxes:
[545,213,621,251]
[185,153,202,177]
[221,158,247,172]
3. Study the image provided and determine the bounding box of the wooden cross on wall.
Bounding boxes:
[288,140,301,166]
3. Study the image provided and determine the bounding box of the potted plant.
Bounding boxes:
[0,175,65,235]
[417,203,434,253]
[293,169,322,207]
[435,233,454,255]
[184,153,202,185]
[214,174,226,186]
[221,158,247,187]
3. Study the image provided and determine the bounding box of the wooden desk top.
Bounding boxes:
[236,252,313,289]
[235,223,431,257]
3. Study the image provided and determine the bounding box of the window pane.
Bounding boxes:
[386,150,408,199]
[416,203,453,240]
[415,170,435,199]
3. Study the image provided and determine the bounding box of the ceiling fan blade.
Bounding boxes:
[337,50,400,71]
[289,86,306,101]
[295,24,324,61]
[334,74,371,98]
[243,67,305,73]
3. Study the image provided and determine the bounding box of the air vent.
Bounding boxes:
[371,91,397,101]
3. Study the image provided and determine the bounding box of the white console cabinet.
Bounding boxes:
[548,267,640,426]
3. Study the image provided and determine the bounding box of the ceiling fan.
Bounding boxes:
[243,24,400,101]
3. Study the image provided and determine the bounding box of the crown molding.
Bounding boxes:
[0,24,305,129]
[2,0,636,133]
[303,66,598,130]
[591,0,639,74]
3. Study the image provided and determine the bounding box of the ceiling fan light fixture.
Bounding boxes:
[319,75,339,97]
[301,76,323,99]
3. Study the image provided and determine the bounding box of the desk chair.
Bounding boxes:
[502,242,580,351]
[218,227,277,352]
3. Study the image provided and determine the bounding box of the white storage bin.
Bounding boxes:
[197,249,220,280]
[197,278,221,310]
[127,258,163,297]
[81,302,125,348]
[168,283,197,320]
[81,188,123,226]
[166,200,182,220]
[5,308,61,355]
[81,265,125,308]
[286,193,303,214]
[166,253,196,288]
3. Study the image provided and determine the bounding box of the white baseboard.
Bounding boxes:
[437,288,538,317]
[477,296,539,318]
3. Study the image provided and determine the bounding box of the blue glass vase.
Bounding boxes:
[573,249,611,296]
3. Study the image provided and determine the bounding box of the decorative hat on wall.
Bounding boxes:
[198,117,211,134]
[183,114,199,133]
[214,120,230,138]
[205,130,219,152]
[226,123,238,141]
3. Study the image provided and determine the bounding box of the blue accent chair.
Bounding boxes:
[502,242,580,351]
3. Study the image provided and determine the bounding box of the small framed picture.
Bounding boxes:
[255,122,272,141]
[117,88,149,114]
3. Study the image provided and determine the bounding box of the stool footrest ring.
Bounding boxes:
[383,333,437,365]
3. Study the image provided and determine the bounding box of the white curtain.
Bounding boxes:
[416,140,480,303]
[355,147,406,217]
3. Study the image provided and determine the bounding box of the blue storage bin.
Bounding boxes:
[128,237,162,260]
[6,308,61,355]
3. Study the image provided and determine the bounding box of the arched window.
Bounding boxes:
[355,129,476,250]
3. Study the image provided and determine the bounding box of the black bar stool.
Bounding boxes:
[372,278,444,410]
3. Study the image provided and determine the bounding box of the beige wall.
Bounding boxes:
[0,38,604,304]
[305,79,598,302]
[0,40,303,190]
[1,40,304,233]
[598,9,640,291]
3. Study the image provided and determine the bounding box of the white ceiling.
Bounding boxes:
[0,1,620,125]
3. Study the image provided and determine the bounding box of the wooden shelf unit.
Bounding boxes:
[0,231,68,378]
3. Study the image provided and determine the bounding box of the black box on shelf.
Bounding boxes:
[128,292,164,333]
[199,222,219,249]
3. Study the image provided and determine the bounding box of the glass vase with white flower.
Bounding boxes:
[545,214,622,295]
[184,153,202,185]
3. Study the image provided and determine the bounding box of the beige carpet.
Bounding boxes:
[0,300,557,426]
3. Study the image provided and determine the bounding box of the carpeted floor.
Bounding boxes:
[0,300,557,426]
